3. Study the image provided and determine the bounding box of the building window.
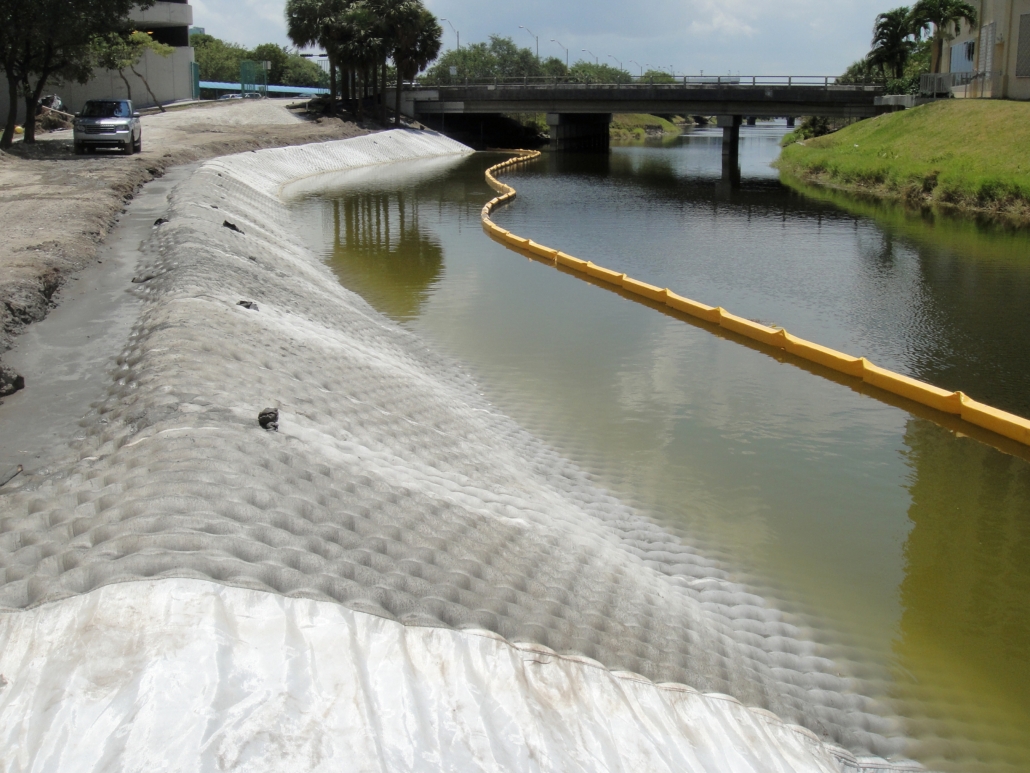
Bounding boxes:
[951,39,976,72]
[1017,14,1030,77]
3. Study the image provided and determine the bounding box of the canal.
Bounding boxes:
[289,124,1030,773]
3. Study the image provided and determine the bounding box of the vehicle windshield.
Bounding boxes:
[81,101,131,118]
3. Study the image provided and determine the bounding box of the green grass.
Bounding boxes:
[610,113,681,142]
[777,101,1030,219]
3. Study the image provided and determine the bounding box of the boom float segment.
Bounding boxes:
[481,152,1030,449]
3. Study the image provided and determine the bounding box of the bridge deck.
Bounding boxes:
[407,83,885,119]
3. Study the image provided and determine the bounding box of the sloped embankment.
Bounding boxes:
[778,100,1030,223]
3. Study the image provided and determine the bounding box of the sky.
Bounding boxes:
[191,0,904,76]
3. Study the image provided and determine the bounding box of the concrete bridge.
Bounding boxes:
[398,76,885,183]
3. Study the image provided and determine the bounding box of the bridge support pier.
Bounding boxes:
[786,116,796,128]
[547,113,611,151]
[716,115,742,190]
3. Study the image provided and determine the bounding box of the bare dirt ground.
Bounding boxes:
[0,100,368,394]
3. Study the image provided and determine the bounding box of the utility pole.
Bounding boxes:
[551,39,568,71]
[519,26,539,62]
[582,49,598,65]
[630,60,643,77]
[441,18,459,50]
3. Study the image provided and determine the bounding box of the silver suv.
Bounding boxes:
[73,99,142,155]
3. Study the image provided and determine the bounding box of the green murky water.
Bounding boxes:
[290,127,1030,773]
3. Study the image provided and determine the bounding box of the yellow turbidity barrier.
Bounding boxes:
[480,151,1030,449]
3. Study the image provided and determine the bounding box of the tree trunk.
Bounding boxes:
[371,60,378,122]
[394,64,404,126]
[380,58,387,125]
[129,65,166,112]
[118,70,134,103]
[356,68,364,122]
[22,78,44,144]
[933,34,943,74]
[1,74,18,149]
[328,53,338,116]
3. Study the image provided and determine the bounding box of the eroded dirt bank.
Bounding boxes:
[0,100,368,394]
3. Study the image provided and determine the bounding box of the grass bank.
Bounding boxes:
[610,113,681,142]
[778,101,1030,224]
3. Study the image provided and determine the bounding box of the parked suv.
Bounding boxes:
[73,99,142,155]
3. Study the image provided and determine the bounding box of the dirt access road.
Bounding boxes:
[0,100,368,396]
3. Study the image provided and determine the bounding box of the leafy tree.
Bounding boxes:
[0,0,154,148]
[569,61,631,84]
[191,33,327,88]
[422,36,537,84]
[868,7,917,80]
[251,43,292,86]
[190,32,249,82]
[909,0,977,73]
[281,54,328,87]
[642,68,676,84]
[540,56,567,78]
[838,58,882,85]
[91,31,174,111]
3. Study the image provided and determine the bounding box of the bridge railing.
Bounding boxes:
[411,75,882,90]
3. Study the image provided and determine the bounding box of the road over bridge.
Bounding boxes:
[399,77,886,181]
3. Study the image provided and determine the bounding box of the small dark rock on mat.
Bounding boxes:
[223,220,244,234]
[258,407,279,431]
[0,366,25,397]
[237,301,258,311]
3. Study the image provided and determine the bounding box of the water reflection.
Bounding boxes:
[291,136,1030,772]
[325,194,443,320]
[501,131,1030,417]
[897,419,1030,772]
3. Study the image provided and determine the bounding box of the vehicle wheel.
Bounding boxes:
[74,142,84,155]
[123,140,134,156]
[133,133,142,153]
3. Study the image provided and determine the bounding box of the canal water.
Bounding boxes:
[289,125,1030,773]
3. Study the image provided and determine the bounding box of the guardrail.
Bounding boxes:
[919,70,999,96]
[411,75,881,90]
[479,151,1030,450]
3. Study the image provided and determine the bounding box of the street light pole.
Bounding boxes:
[551,39,568,71]
[519,26,539,62]
[607,54,622,73]
[629,60,643,77]
[440,18,459,50]
[582,49,598,65]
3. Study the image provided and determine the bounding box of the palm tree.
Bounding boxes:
[370,0,415,124]
[286,0,348,114]
[331,1,383,122]
[909,0,977,74]
[868,7,917,80]
[391,5,441,126]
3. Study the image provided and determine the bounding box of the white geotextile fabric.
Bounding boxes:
[0,579,846,773]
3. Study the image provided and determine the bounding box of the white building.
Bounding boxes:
[1,1,196,121]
